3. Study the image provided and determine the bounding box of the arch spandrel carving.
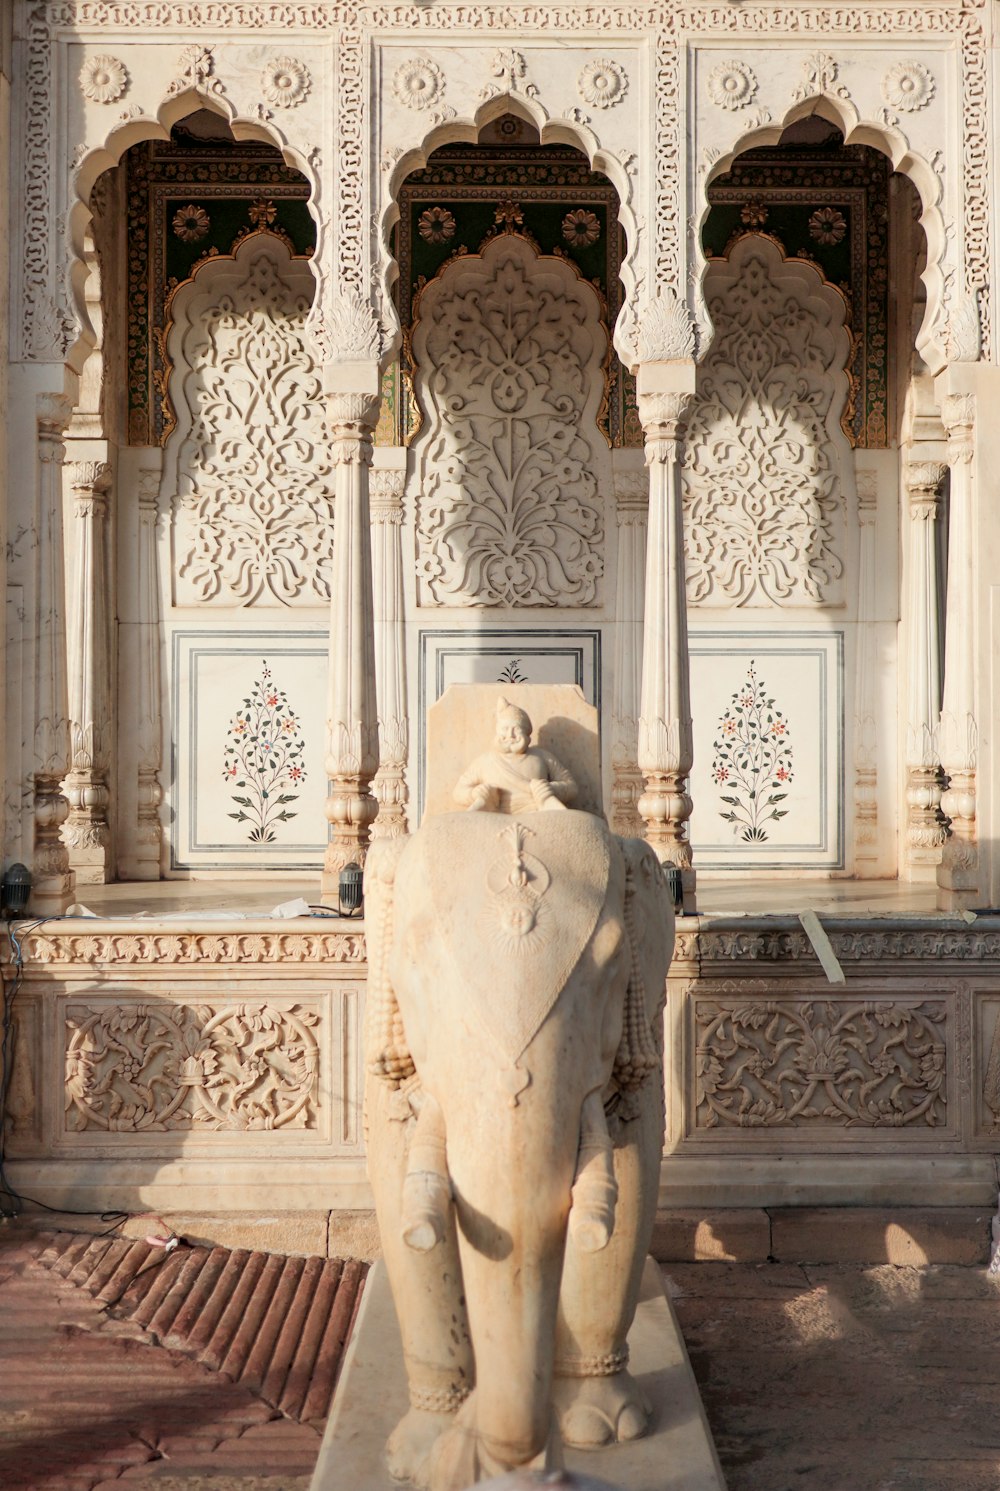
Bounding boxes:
[683,234,853,609]
[163,231,334,608]
[410,232,609,609]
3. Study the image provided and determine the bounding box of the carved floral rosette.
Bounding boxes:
[65,1000,321,1133]
[411,234,608,608]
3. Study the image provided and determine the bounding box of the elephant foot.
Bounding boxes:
[386,1406,454,1487]
[427,1395,560,1491]
[553,1368,651,1449]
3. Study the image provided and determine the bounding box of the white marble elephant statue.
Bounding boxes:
[364,805,674,1490]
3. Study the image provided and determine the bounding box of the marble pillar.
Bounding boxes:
[370,465,408,840]
[937,393,979,907]
[132,449,164,879]
[636,385,695,908]
[852,472,879,871]
[32,395,75,916]
[903,459,947,871]
[322,389,381,896]
[62,457,112,881]
[610,468,647,838]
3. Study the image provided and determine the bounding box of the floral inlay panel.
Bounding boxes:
[712,663,793,843]
[684,235,851,607]
[165,234,333,608]
[412,233,607,608]
[65,999,321,1133]
[223,661,307,844]
[695,997,948,1131]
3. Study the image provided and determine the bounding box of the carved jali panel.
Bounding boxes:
[124,128,314,447]
[387,137,636,447]
[164,234,332,608]
[702,140,890,450]
[64,998,321,1133]
[684,236,852,608]
[411,234,608,609]
[693,993,949,1134]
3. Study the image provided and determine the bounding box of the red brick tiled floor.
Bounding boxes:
[0,1224,361,1491]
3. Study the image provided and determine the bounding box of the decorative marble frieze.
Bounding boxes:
[64,998,322,1133]
[18,929,366,966]
[693,993,948,1132]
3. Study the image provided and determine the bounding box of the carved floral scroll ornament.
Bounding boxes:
[683,237,850,607]
[166,238,334,607]
[65,1001,320,1132]
[696,998,947,1130]
[412,235,607,608]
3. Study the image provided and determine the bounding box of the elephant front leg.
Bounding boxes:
[554,1076,664,1449]
[366,1074,474,1486]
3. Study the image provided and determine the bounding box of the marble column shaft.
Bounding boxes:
[610,471,647,838]
[852,473,879,868]
[62,457,113,880]
[903,459,947,866]
[322,390,381,896]
[370,466,408,840]
[32,396,75,915]
[133,450,164,878]
[937,394,979,902]
[636,389,695,901]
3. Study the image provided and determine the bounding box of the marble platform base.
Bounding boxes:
[312,1255,727,1491]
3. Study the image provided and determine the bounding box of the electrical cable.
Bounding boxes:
[0,916,128,1227]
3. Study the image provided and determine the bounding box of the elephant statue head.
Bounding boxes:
[363,688,674,1490]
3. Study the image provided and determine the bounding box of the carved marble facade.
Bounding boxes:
[5,0,1000,1212]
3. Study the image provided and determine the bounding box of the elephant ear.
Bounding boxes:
[612,842,667,1094]
[364,839,416,1088]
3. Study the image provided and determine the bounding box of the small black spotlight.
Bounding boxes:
[338,862,364,917]
[1,864,31,918]
[663,864,683,913]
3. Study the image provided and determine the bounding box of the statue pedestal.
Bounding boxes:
[311,1256,726,1491]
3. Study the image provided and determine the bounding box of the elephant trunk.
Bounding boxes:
[401,1091,452,1253]
[568,1089,618,1254]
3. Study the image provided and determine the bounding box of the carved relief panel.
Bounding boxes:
[163,232,332,609]
[683,234,853,608]
[410,233,609,609]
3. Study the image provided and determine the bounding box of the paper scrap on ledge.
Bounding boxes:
[798,909,846,985]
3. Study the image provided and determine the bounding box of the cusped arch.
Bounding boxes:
[65,89,320,376]
[376,92,638,370]
[693,95,947,375]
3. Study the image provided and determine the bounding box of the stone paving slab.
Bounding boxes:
[669,1260,1000,1491]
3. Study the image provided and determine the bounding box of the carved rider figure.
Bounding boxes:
[454,697,578,815]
